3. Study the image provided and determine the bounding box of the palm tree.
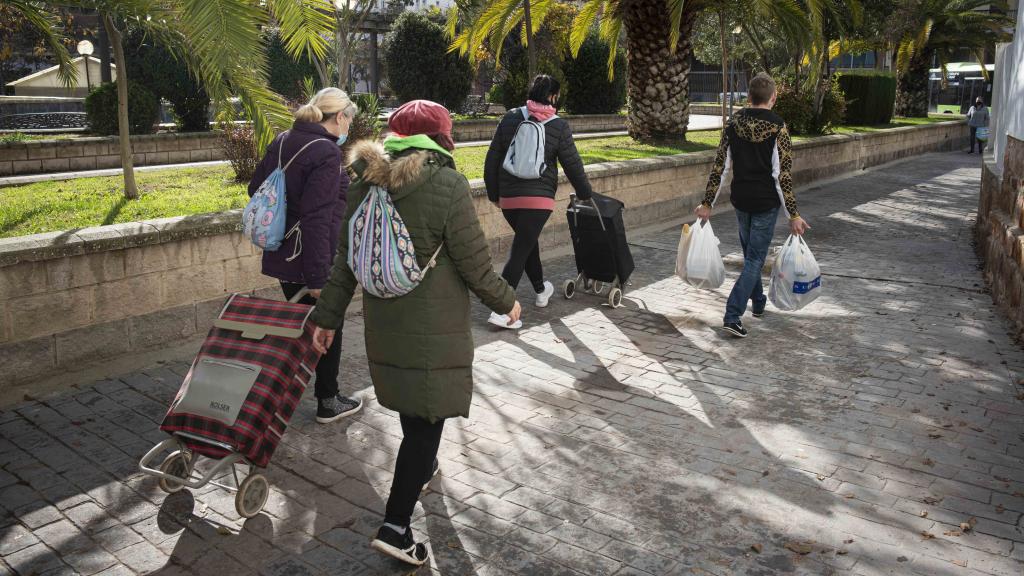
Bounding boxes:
[4,0,333,199]
[894,0,1011,117]
[450,0,805,143]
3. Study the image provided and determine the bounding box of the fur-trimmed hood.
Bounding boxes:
[346,140,450,195]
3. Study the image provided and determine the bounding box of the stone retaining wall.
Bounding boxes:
[977,135,1024,335]
[0,120,968,387]
[0,132,225,176]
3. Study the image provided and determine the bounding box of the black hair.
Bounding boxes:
[976,97,985,105]
[528,75,561,105]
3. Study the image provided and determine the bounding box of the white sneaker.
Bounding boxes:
[534,281,554,308]
[488,311,522,330]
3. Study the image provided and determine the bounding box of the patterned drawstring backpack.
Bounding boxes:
[348,185,444,298]
[242,133,328,259]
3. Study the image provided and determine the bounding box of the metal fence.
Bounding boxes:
[689,70,748,104]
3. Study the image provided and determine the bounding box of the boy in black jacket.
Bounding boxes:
[696,73,810,337]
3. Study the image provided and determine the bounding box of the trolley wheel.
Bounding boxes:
[235,473,270,518]
[593,281,605,295]
[158,451,192,494]
[563,279,576,299]
[608,288,623,308]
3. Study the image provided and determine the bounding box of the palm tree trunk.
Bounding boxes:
[895,50,930,117]
[102,13,138,200]
[622,0,696,143]
[523,0,536,80]
[719,11,727,124]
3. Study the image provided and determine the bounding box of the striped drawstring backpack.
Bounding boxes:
[348,185,444,298]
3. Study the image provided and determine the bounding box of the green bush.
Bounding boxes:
[84,82,160,136]
[344,93,384,154]
[267,31,319,104]
[561,32,626,115]
[124,29,209,132]
[772,76,845,135]
[838,70,896,125]
[383,13,474,111]
[493,37,566,110]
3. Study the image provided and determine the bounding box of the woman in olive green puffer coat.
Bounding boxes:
[308,100,519,566]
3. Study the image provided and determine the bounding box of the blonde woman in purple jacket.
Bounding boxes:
[248,88,362,423]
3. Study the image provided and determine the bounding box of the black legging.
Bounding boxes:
[969,126,985,153]
[501,209,551,293]
[383,415,446,527]
[280,282,340,400]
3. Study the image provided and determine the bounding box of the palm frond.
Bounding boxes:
[6,0,78,87]
[265,0,334,62]
[666,0,688,53]
[569,0,604,57]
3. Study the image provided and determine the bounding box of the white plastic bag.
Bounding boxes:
[675,223,692,281]
[684,221,726,289]
[769,234,822,311]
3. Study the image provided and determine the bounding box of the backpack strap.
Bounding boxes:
[282,138,334,172]
[419,242,445,279]
[520,107,529,121]
[540,114,559,125]
[276,131,289,169]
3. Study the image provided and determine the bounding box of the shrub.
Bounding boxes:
[221,123,260,183]
[562,32,626,115]
[124,30,210,132]
[492,37,565,110]
[383,12,474,111]
[772,75,846,135]
[838,70,896,125]
[267,31,319,103]
[84,82,160,136]
[344,93,384,154]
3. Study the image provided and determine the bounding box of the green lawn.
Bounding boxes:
[832,115,960,135]
[0,119,960,238]
[0,132,84,144]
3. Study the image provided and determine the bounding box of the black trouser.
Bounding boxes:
[970,126,985,153]
[383,415,446,527]
[500,209,551,292]
[281,282,340,400]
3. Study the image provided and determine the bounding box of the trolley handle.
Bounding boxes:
[288,287,312,303]
[569,194,607,232]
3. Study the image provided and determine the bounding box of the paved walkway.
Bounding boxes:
[2,152,1022,576]
[0,117,724,187]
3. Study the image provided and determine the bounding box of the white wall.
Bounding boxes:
[992,9,1024,169]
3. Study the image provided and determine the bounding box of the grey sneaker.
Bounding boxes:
[316,394,362,424]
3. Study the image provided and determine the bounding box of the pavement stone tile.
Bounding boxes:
[4,153,1024,575]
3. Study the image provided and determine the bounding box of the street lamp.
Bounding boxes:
[730,26,742,111]
[77,40,94,92]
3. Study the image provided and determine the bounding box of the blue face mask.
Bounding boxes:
[336,134,347,147]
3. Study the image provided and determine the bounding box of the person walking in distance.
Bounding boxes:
[696,72,810,338]
[248,87,363,423]
[308,100,521,566]
[484,74,594,329]
[967,97,990,154]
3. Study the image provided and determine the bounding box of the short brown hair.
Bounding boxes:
[748,73,776,105]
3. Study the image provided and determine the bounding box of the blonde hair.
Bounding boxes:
[294,87,358,123]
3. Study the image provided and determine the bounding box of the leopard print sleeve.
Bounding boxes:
[702,125,731,207]
[777,124,799,219]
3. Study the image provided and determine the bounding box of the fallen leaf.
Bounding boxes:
[921,531,936,540]
[836,549,848,555]
[216,526,232,535]
[929,434,943,439]
[785,541,814,555]
[897,556,908,562]
[816,474,826,481]
[995,504,1005,514]
[1013,491,1024,498]
[910,408,920,413]
[922,458,935,467]
[724,468,737,476]
[971,427,985,432]
[951,559,967,567]
[944,530,963,537]
[844,539,855,544]
[843,493,856,499]
[751,543,763,553]
[994,475,1011,482]
[919,511,928,518]
[923,496,942,505]
[447,539,461,549]
[762,470,770,477]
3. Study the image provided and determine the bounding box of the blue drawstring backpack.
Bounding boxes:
[348,184,444,299]
[242,133,327,257]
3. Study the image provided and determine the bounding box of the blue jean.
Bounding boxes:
[724,207,779,324]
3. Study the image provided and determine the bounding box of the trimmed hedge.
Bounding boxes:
[838,70,896,125]
[85,82,160,136]
[124,30,210,132]
[562,32,626,115]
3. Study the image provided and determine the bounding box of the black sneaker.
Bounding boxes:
[751,308,765,318]
[316,394,362,424]
[370,525,428,566]
[723,322,748,338]
[422,458,439,492]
